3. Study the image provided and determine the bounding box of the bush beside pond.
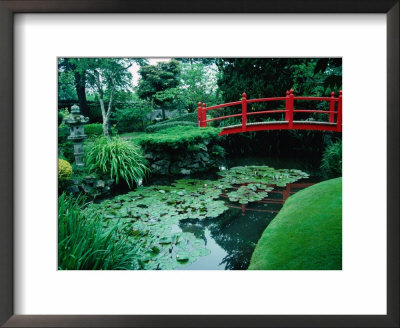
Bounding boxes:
[321,139,342,177]
[249,177,342,270]
[134,126,225,176]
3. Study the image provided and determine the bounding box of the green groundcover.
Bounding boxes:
[249,177,342,270]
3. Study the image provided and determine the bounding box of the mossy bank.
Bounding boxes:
[249,177,342,270]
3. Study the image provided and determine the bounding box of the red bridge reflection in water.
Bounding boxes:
[220,182,316,215]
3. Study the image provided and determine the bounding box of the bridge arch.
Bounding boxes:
[198,90,342,135]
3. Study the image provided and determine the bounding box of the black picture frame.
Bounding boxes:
[0,1,398,327]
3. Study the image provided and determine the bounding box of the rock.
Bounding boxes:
[81,184,94,194]
[106,179,114,186]
[66,185,80,193]
[180,169,191,175]
[189,163,200,169]
[84,175,96,183]
[95,180,105,188]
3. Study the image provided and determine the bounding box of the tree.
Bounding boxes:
[58,58,90,117]
[137,60,181,120]
[83,58,138,136]
[175,60,221,112]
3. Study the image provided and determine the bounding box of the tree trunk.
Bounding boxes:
[98,96,110,137]
[103,116,110,137]
[74,71,90,117]
[161,108,166,120]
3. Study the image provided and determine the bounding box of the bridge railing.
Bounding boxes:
[197,90,342,133]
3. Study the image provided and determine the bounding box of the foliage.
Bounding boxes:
[137,60,181,120]
[58,159,73,181]
[58,58,90,117]
[137,60,181,105]
[166,112,197,123]
[145,121,197,133]
[314,58,342,90]
[111,99,153,133]
[58,141,75,163]
[85,136,148,188]
[58,124,70,143]
[58,61,78,101]
[58,108,70,126]
[174,60,222,112]
[249,178,342,270]
[60,58,147,136]
[84,123,103,137]
[135,126,222,149]
[321,139,342,176]
[145,112,198,132]
[217,166,308,204]
[226,185,271,204]
[58,193,142,270]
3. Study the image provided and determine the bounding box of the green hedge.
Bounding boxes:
[249,177,342,270]
[145,121,197,133]
[84,123,104,137]
[135,126,222,150]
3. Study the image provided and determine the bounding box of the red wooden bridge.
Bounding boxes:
[197,90,342,135]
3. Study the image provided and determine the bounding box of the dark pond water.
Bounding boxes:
[148,155,326,270]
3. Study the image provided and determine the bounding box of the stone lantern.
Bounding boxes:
[64,104,89,167]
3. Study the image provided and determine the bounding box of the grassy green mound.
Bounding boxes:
[249,177,342,270]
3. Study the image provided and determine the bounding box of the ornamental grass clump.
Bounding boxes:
[58,193,141,270]
[85,136,148,188]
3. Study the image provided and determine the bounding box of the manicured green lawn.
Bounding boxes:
[248,177,342,270]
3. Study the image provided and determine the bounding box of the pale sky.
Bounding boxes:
[129,58,171,87]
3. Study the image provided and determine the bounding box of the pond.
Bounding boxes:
[177,155,325,270]
[89,155,327,270]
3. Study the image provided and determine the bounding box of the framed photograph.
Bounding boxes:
[1,1,398,327]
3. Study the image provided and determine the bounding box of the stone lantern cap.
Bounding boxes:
[64,104,89,125]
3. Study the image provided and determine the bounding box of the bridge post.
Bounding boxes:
[202,103,207,127]
[288,89,294,128]
[285,90,290,121]
[242,93,247,132]
[329,92,335,123]
[337,90,342,132]
[197,102,202,127]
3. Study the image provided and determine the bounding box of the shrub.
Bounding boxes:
[58,158,73,181]
[85,136,148,188]
[58,142,75,163]
[321,140,342,176]
[145,121,197,133]
[112,102,153,133]
[84,123,103,137]
[58,124,70,143]
[58,112,64,126]
[58,108,70,126]
[58,193,141,270]
[136,126,222,149]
